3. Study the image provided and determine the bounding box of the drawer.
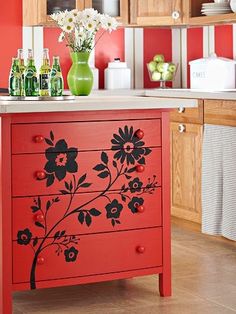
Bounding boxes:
[12,119,161,154]
[12,188,162,240]
[170,101,203,124]
[12,148,162,197]
[204,100,236,127]
[13,228,163,284]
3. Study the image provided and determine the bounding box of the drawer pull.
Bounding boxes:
[172,10,180,20]
[136,165,145,173]
[136,205,145,213]
[178,107,185,113]
[37,257,45,265]
[135,129,144,139]
[178,124,186,133]
[34,214,45,223]
[35,171,46,180]
[136,246,146,254]
[34,135,44,143]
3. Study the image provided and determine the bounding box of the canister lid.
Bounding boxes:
[189,53,236,65]
[108,58,128,68]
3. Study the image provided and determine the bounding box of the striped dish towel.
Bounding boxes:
[202,124,236,241]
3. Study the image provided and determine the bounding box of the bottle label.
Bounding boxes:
[26,69,35,79]
[40,74,49,90]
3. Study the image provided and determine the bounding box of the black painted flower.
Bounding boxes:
[64,246,79,262]
[128,197,144,214]
[17,228,32,245]
[128,177,143,193]
[44,139,78,181]
[105,199,123,219]
[111,126,145,165]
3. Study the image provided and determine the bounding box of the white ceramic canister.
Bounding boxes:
[105,58,131,90]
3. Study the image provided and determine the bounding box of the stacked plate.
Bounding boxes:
[201,2,232,16]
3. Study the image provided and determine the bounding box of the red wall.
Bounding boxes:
[0,0,22,88]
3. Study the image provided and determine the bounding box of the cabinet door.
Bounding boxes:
[170,122,202,223]
[130,0,182,26]
[85,0,129,24]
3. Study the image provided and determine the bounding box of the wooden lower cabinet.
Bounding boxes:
[170,122,203,224]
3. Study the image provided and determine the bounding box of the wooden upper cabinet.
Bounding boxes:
[130,0,183,26]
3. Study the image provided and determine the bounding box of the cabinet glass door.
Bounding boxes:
[92,0,120,17]
[47,0,76,15]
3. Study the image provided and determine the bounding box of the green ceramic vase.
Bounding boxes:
[67,52,93,96]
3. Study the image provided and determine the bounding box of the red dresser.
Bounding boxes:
[0,109,171,313]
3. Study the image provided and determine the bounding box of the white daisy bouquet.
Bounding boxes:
[51,8,118,53]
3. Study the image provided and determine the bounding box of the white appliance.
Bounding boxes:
[105,59,131,90]
[92,0,119,16]
[189,54,236,90]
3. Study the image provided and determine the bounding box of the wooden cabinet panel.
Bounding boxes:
[170,101,203,124]
[12,188,162,239]
[170,122,202,223]
[204,100,236,127]
[13,228,163,285]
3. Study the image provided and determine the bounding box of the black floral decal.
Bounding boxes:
[64,246,79,262]
[128,197,144,214]
[111,126,151,165]
[17,228,32,245]
[129,177,143,193]
[106,199,123,219]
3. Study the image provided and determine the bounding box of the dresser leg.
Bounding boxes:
[0,289,12,314]
[159,272,171,297]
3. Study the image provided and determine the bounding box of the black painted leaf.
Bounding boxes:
[69,181,73,191]
[35,221,44,229]
[54,231,60,239]
[46,174,55,187]
[80,182,92,188]
[144,148,152,156]
[101,152,108,165]
[78,211,85,224]
[127,167,136,173]
[138,157,146,165]
[93,164,107,171]
[60,190,69,195]
[65,181,70,190]
[38,196,41,209]
[31,206,39,213]
[45,138,54,146]
[85,213,92,227]
[60,230,66,237]
[121,184,125,191]
[33,237,38,247]
[54,197,60,202]
[124,188,129,193]
[115,220,121,224]
[46,200,51,211]
[113,160,117,168]
[89,208,101,216]
[121,195,126,202]
[125,175,132,180]
[50,131,54,141]
[78,174,87,185]
[111,219,115,227]
[98,171,109,179]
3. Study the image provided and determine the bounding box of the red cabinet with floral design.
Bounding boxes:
[0,109,171,313]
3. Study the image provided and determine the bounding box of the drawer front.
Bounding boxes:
[170,101,203,124]
[12,148,162,197]
[12,119,161,154]
[13,188,162,240]
[13,228,163,285]
[204,100,236,127]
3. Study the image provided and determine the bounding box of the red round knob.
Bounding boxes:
[136,205,145,213]
[34,214,45,222]
[36,171,46,180]
[135,129,144,139]
[136,246,145,254]
[34,135,44,143]
[136,165,145,173]
[37,256,45,265]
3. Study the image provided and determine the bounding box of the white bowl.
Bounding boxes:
[230,0,236,12]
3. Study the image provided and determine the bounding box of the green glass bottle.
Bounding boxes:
[39,48,51,96]
[17,49,26,96]
[50,56,64,96]
[25,49,39,97]
[9,58,21,96]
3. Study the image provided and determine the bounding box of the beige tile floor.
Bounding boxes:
[13,218,236,314]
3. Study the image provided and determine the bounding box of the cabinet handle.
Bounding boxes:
[36,171,46,180]
[37,257,45,265]
[178,124,186,133]
[178,107,185,113]
[34,135,44,143]
[172,11,180,20]
[136,246,146,254]
[136,205,145,213]
[34,214,45,223]
[135,129,144,139]
[136,165,145,173]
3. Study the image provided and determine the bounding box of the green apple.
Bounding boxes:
[156,62,169,73]
[152,71,161,81]
[147,61,157,72]
[153,54,165,63]
[168,63,177,73]
[162,71,173,81]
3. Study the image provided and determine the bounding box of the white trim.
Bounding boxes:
[125,28,135,89]
[23,26,33,59]
[33,27,44,71]
[203,26,209,58]
[181,28,188,88]
[134,28,144,89]
[233,24,236,59]
[209,25,215,55]
[171,28,181,88]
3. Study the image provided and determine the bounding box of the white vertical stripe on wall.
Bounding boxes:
[171,28,181,88]
[203,26,209,58]
[233,24,236,59]
[125,28,135,88]
[33,27,44,71]
[209,26,215,55]
[134,28,144,89]
[23,27,33,58]
[181,28,187,88]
